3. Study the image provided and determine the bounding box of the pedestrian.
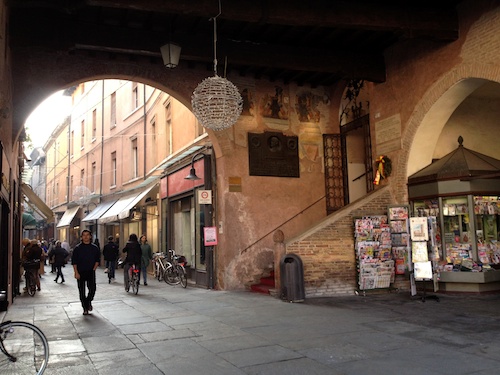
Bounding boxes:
[103,235,119,281]
[122,233,142,292]
[139,234,153,286]
[23,239,42,291]
[38,240,46,275]
[61,239,71,264]
[71,229,101,315]
[48,239,56,273]
[49,240,69,283]
[41,240,48,265]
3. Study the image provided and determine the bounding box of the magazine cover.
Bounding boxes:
[410,217,429,241]
[414,261,432,280]
[412,241,429,262]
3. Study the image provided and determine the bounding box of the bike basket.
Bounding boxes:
[178,256,189,267]
[23,260,40,269]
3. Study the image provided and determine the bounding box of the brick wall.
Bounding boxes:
[286,185,395,297]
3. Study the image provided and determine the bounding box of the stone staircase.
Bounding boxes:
[250,270,275,295]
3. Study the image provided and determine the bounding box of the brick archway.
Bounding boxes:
[396,64,500,203]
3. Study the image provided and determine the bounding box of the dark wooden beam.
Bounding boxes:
[11,0,460,41]
[10,13,387,82]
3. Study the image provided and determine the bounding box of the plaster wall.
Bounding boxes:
[215,81,334,289]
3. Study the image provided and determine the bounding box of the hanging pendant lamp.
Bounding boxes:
[191,1,242,131]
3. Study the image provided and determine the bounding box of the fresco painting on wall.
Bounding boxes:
[260,86,289,121]
[240,88,255,116]
[295,92,327,123]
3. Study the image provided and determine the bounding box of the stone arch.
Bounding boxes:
[397,64,500,203]
[12,50,229,155]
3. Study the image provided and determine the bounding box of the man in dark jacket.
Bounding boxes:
[49,240,69,283]
[122,233,142,292]
[103,236,119,282]
[72,230,101,315]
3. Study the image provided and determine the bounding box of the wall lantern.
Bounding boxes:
[160,43,181,69]
[184,152,207,181]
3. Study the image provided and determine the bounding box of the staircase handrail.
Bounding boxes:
[240,194,326,254]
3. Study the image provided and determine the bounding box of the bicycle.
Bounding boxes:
[125,264,140,295]
[22,260,40,297]
[152,252,168,282]
[164,249,187,288]
[0,320,49,374]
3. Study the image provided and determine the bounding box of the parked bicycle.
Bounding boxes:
[152,252,168,282]
[0,320,49,374]
[22,260,40,297]
[164,249,188,288]
[125,264,140,295]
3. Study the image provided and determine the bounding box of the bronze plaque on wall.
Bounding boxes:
[248,132,299,178]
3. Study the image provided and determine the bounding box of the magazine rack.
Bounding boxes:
[410,216,440,302]
[354,215,396,296]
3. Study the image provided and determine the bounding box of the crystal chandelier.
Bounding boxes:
[191,1,242,131]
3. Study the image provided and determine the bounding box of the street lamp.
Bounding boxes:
[184,152,207,180]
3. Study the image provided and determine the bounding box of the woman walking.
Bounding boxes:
[140,234,153,285]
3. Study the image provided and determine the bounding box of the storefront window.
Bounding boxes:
[194,187,206,270]
[145,205,159,253]
[442,196,472,265]
[475,196,500,265]
[172,196,193,266]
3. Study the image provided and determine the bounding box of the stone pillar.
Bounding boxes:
[273,230,285,293]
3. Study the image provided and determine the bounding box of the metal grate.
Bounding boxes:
[323,134,345,214]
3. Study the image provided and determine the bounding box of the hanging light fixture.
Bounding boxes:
[160,42,182,69]
[191,1,243,131]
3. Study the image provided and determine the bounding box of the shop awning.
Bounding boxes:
[81,200,117,222]
[56,206,80,228]
[98,195,140,224]
[20,183,54,222]
[118,185,156,220]
[22,212,37,228]
[98,185,156,224]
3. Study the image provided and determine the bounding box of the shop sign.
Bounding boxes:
[204,226,218,246]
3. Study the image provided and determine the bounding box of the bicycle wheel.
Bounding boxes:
[164,264,178,285]
[0,321,49,375]
[131,272,139,295]
[26,273,36,297]
[155,262,162,281]
[177,265,187,288]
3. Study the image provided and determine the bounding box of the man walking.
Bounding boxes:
[72,230,101,315]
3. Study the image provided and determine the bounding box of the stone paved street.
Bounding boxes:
[2,264,500,374]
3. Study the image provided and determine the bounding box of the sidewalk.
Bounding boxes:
[2,264,500,374]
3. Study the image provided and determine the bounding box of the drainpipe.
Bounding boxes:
[66,125,71,205]
[142,84,147,235]
[100,80,105,199]
[143,84,147,181]
[98,80,105,239]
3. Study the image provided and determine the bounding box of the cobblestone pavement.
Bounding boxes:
[2,264,500,374]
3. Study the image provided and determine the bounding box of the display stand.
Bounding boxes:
[410,216,440,302]
[388,205,411,277]
[354,215,395,296]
